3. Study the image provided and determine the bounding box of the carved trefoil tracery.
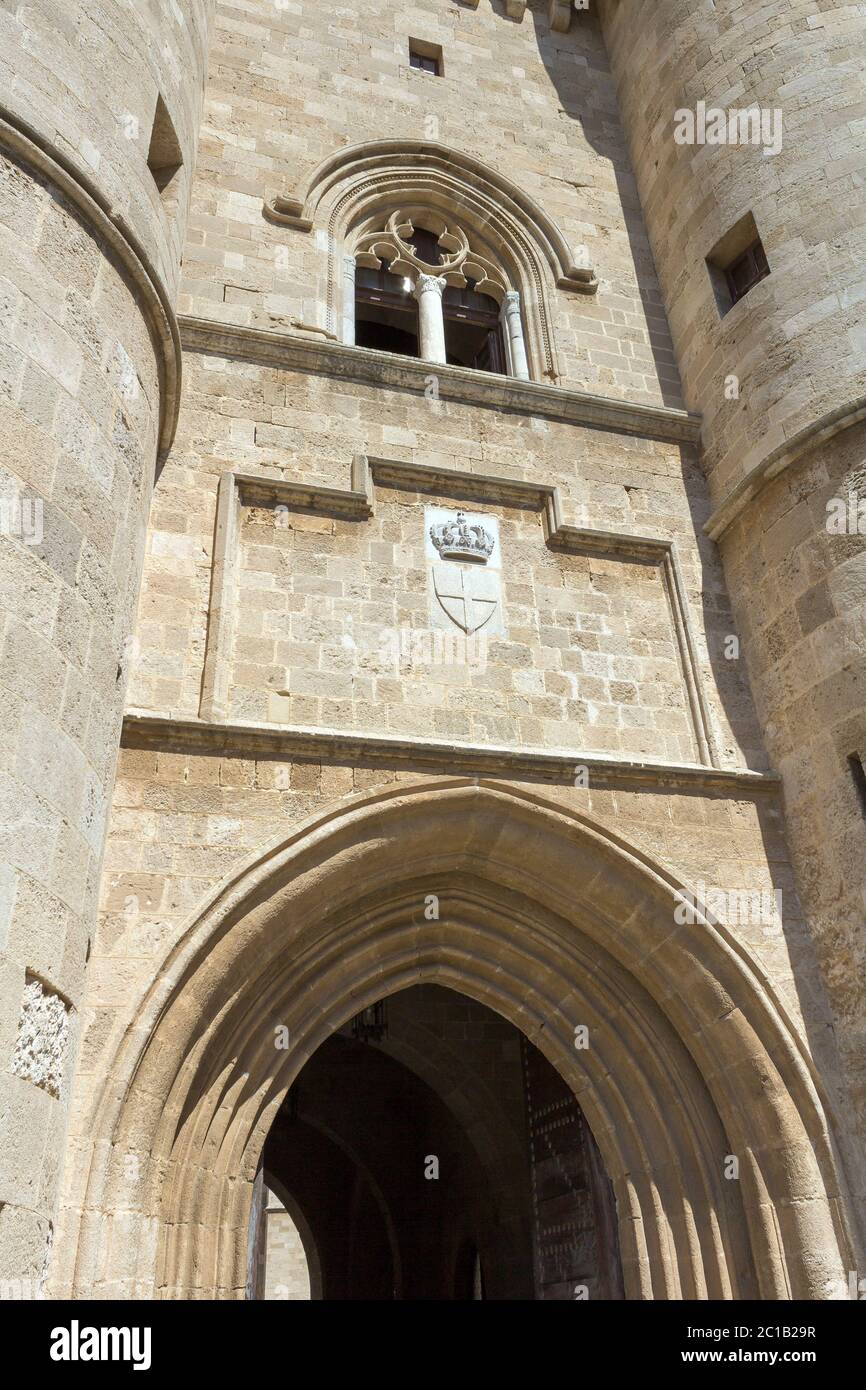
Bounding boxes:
[349,209,529,377]
[353,210,509,302]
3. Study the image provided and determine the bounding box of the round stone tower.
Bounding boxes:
[597,0,866,1148]
[0,0,211,1286]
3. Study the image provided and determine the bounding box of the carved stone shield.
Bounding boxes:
[432,562,499,636]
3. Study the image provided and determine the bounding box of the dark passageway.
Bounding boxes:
[253,985,623,1301]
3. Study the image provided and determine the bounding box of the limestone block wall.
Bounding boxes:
[262,1189,310,1301]
[126,354,760,770]
[0,0,213,1284]
[179,0,682,403]
[0,0,212,302]
[722,422,866,1136]
[58,320,862,1272]
[55,746,854,1289]
[597,0,866,498]
[597,0,866,1148]
[24,0,864,1296]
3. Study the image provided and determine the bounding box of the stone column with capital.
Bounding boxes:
[501,291,530,380]
[413,274,448,365]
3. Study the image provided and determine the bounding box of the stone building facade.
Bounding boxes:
[0,0,863,1300]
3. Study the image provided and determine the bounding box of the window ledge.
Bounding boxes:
[179,314,700,446]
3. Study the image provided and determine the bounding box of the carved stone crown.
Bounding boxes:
[429,512,494,563]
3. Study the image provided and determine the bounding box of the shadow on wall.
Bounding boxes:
[527,1,683,409]
[530,1,866,1225]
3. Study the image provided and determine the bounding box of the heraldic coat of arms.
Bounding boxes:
[428,511,500,637]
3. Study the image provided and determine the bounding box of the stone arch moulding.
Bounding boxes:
[56,781,856,1302]
[263,140,598,383]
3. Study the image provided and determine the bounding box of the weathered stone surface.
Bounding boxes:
[10,978,70,1100]
[0,0,863,1303]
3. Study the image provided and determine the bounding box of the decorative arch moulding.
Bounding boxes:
[64,779,851,1299]
[263,142,599,384]
[264,142,596,387]
[353,209,510,304]
[196,452,720,772]
[264,140,597,295]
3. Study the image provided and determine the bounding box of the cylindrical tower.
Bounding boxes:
[0,0,211,1287]
[597,0,866,1154]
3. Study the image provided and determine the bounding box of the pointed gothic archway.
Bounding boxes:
[57,780,853,1300]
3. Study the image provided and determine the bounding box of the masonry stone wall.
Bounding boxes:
[0,0,212,302]
[62,748,841,1233]
[597,0,866,498]
[3,0,863,1297]
[597,0,866,1153]
[0,0,212,1285]
[262,1188,310,1301]
[723,422,866,1137]
[127,353,759,768]
[50,0,866,1295]
[180,0,681,403]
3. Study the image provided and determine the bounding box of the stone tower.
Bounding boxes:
[0,0,863,1300]
[598,0,866,1146]
[0,0,213,1288]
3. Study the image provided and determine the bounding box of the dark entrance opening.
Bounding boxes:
[253,984,623,1300]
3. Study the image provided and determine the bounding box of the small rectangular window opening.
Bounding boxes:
[848,753,866,821]
[409,40,443,76]
[705,212,770,316]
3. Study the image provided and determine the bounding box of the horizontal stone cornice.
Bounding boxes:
[122,711,777,797]
[178,315,701,446]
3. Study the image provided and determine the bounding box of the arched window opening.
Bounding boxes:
[348,213,526,379]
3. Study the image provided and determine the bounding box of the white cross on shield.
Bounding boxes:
[432,562,499,636]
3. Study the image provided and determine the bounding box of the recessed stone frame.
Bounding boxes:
[263,141,598,384]
[55,782,855,1298]
[198,453,720,769]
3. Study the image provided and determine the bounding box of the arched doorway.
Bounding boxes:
[57,782,854,1300]
[252,984,623,1300]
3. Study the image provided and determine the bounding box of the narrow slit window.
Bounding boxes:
[147,94,183,208]
[725,240,769,305]
[848,753,866,821]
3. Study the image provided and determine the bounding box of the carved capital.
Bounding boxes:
[413,273,447,300]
